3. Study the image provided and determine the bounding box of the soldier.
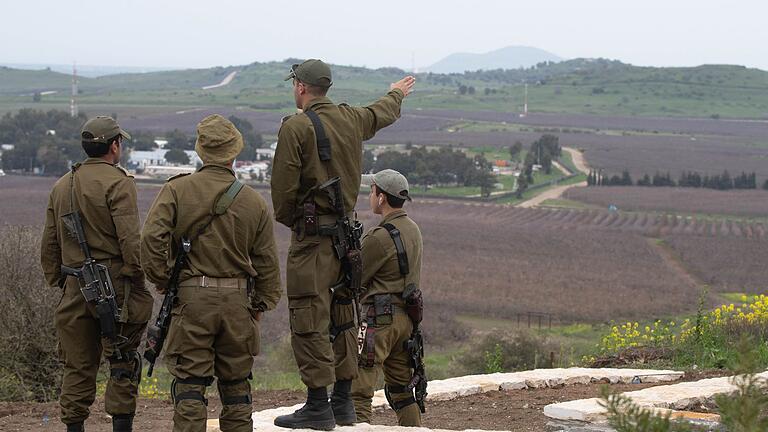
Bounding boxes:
[271,59,415,430]
[352,169,424,426]
[140,115,281,432]
[40,116,153,432]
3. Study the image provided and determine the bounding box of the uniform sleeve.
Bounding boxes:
[270,123,303,227]
[353,88,405,141]
[107,176,142,278]
[249,204,282,311]
[40,194,62,288]
[140,184,176,291]
[361,230,389,289]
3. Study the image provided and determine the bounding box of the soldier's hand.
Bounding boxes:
[391,76,416,97]
[253,311,263,321]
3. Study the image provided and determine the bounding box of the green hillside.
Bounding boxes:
[2,59,768,118]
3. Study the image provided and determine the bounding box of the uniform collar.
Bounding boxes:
[82,157,115,166]
[304,96,334,111]
[198,163,235,176]
[379,209,408,226]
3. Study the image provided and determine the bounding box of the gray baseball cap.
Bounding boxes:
[362,169,412,201]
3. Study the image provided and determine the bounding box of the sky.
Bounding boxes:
[2,0,767,71]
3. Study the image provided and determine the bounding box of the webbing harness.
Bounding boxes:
[360,222,410,368]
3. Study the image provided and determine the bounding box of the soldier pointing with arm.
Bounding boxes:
[271,59,415,430]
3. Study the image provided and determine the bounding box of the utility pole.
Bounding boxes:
[70,62,78,118]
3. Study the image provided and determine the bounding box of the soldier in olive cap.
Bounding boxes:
[141,114,282,432]
[41,116,153,432]
[271,59,415,430]
[352,169,423,426]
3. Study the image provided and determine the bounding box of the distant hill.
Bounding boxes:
[425,46,563,73]
[2,57,768,119]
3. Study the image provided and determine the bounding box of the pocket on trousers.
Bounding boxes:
[289,297,315,335]
[164,303,188,357]
[286,239,322,298]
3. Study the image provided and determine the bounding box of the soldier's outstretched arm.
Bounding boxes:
[356,76,415,141]
[108,176,143,281]
[270,122,302,227]
[140,184,176,292]
[248,198,282,312]
[40,194,62,288]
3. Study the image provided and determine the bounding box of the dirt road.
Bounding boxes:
[516,147,589,208]
[202,71,238,90]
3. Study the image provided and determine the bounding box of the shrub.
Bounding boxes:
[458,331,555,374]
[0,225,61,401]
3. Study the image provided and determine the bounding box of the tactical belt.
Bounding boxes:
[178,276,248,288]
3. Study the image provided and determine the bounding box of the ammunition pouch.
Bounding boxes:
[373,294,394,326]
[402,283,423,325]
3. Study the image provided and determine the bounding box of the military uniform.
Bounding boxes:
[351,170,423,426]
[271,59,406,430]
[141,115,281,432]
[40,117,153,432]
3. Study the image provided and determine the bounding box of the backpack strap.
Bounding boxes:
[382,223,409,276]
[190,179,244,241]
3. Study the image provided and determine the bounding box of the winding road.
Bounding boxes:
[517,147,590,208]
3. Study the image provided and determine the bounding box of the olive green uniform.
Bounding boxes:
[40,158,153,426]
[141,164,281,432]
[271,89,405,389]
[351,209,423,426]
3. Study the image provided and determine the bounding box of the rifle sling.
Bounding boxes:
[305,109,331,162]
[382,223,409,276]
[190,179,245,242]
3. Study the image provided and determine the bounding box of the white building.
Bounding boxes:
[129,149,201,170]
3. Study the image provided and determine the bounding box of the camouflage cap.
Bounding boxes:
[284,59,333,88]
[81,116,131,144]
[362,169,412,202]
[194,114,244,165]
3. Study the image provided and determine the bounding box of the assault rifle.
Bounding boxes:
[319,177,364,332]
[61,210,127,360]
[404,328,427,413]
[143,237,191,376]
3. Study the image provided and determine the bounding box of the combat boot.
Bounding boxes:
[330,379,356,425]
[65,422,84,432]
[112,414,133,432]
[274,387,335,430]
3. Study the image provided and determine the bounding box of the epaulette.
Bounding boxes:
[281,114,296,124]
[339,102,350,107]
[115,165,134,178]
[167,172,191,182]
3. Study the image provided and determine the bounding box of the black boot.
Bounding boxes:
[112,414,133,432]
[65,422,84,432]
[274,387,335,430]
[330,379,356,425]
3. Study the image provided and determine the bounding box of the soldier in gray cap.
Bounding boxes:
[271,60,415,430]
[352,169,424,426]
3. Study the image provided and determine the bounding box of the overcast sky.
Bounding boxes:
[2,0,766,71]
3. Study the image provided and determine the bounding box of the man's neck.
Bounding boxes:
[379,207,399,220]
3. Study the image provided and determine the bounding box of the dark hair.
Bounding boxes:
[374,184,405,208]
[299,80,329,97]
[81,133,120,157]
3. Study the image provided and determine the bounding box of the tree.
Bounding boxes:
[509,142,523,160]
[228,115,264,160]
[763,179,768,190]
[165,148,190,165]
[468,86,476,95]
[32,92,41,103]
[166,129,192,150]
[129,130,157,151]
[458,85,468,95]
[362,149,375,174]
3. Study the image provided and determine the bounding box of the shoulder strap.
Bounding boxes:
[382,223,409,276]
[190,179,245,241]
[305,109,331,162]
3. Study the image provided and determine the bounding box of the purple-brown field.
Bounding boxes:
[565,186,768,218]
[5,175,765,327]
